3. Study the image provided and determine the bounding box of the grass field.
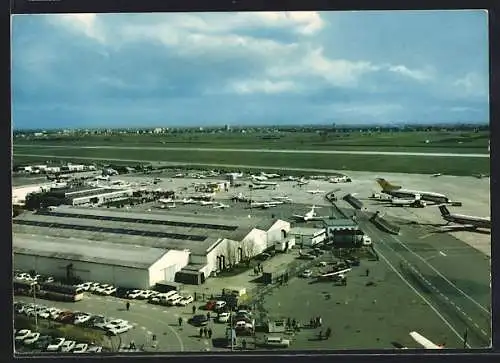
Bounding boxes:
[14,130,490,154]
[13,146,490,176]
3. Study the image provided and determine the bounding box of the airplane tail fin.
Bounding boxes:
[438,205,450,216]
[376,178,401,191]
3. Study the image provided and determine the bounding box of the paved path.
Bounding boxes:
[14,145,489,157]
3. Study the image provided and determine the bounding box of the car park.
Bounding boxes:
[15,329,32,342]
[46,337,66,352]
[60,340,76,352]
[72,343,88,353]
[23,332,41,345]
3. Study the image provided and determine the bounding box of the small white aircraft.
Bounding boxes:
[409,331,445,349]
[250,174,268,181]
[182,198,197,204]
[282,176,299,181]
[297,178,309,186]
[213,202,230,209]
[174,173,185,178]
[431,173,442,177]
[253,180,279,186]
[272,196,293,203]
[328,176,348,183]
[261,172,280,179]
[249,184,270,190]
[293,206,329,221]
[250,201,281,209]
[158,198,174,204]
[199,200,215,206]
[307,189,325,195]
[96,175,110,181]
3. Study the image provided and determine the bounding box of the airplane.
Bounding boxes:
[297,177,309,186]
[96,175,110,181]
[226,172,243,178]
[293,205,330,222]
[174,173,185,178]
[390,194,427,208]
[307,189,325,195]
[328,176,348,183]
[181,198,197,204]
[317,268,352,281]
[438,205,491,229]
[473,173,489,179]
[250,174,268,181]
[213,202,230,209]
[253,180,279,186]
[199,200,216,206]
[250,201,282,209]
[158,198,175,204]
[431,173,442,177]
[282,176,299,181]
[376,178,451,204]
[249,184,270,190]
[409,331,445,349]
[261,172,280,179]
[272,196,293,203]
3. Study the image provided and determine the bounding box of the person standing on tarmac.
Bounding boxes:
[178,317,183,327]
[126,302,130,311]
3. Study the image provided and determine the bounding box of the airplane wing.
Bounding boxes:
[292,214,305,219]
[409,332,443,349]
[320,268,351,278]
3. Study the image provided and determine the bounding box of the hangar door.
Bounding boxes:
[161,265,178,282]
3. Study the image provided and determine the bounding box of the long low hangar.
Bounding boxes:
[12,206,290,288]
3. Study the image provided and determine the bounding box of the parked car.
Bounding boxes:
[23,332,41,345]
[46,337,66,352]
[104,319,130,330]
[72,343,88,353]
[177,295,194,306]
[301,270,313,278]
[86,345,103,353]
[205,300,216,310]
[217,312,231,323]
[167,295,182,306]
[73,313,92,325]
[101,286,117,296]
[15,329,32,342]
[265,336,290,348]
[126,290,143,299]
[190,314,209,326]
[108,323,134,335]
[61,340,76,352]
[87,282,102,292]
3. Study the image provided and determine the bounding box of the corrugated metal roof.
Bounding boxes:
[289,227,325,235]
[13,234,168,269]
[323,219,358,227]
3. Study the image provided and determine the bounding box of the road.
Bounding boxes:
[14,145,489,157]
[354,211,491,348]
[15,294,230,352]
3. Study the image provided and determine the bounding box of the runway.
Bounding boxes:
[14,145,489,158]
[353,211,491,348]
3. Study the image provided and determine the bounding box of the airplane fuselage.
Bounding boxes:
[384,189,449,203]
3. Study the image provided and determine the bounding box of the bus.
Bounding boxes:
[13,278,39,296]
[38,282,84,302]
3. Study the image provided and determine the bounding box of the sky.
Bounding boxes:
[11,10,489,129]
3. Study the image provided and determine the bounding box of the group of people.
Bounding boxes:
[318,327,332,340]
[286,317,301,331]
[199,327,213,339]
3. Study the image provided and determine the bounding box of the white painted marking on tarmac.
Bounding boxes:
[474,323,480,328]
[439,251,447,257]
[419,233,434,240]
[374,246,470,347]
[141,326,146,330]
[391,235,490,315]
[468,317,473,321]
[147,331,152,335]
[481,329,487,336]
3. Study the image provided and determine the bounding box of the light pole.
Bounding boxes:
[32,283,38,332]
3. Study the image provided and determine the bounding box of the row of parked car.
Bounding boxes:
[14,271,54,284]
[74,282,195,307]
[14,329,103,353]
[14,300,134,336]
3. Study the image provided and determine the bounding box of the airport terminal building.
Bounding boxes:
[13,206,290,288]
